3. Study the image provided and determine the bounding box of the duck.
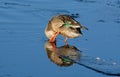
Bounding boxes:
[45,41,81,67]
[45,14,88,43]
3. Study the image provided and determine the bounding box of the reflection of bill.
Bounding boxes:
[44,41,120,76]
[45,41,82,67]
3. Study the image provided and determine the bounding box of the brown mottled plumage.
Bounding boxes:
[45,41,81,67]
[45,15,88,42]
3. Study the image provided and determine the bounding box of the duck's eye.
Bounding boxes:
[64,23,71,27]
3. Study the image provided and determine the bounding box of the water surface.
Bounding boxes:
[0,0,120,77]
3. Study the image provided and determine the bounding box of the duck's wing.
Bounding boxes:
[58,24,66,31]
[59,53,120,76]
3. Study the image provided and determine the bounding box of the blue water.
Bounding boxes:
[0,0,120,77]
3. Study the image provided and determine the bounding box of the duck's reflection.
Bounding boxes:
[44,41,120,76]
[45,41,82,67]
